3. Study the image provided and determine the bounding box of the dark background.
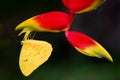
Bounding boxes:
[0,0,120,80]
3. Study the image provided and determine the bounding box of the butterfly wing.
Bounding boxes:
[19,40,53,76]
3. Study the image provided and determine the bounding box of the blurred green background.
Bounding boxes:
[0,0,120,80]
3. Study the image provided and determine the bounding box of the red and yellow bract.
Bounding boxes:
[62,0,106,13]
[15,11,72,40]
[65,30,113,62]
[16,11,71,32]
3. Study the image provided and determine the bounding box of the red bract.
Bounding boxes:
[62,0,106,13]
[65,30,95,49]
[62,0,94,13]
[34,11,72,31]
[15,11,72,32]
[65,30,113,62]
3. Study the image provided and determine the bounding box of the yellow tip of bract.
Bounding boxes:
[76,42,113,62]
[19,40,53,76]
[77,0,106,13]
[15,17,41,31]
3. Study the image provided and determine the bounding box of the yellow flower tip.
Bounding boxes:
[15,17,40,40]
[85,43,113,62]
[94,52,113,62]
[15,17,40,31]
[76,45,113,62]
[95,42,113,62]
[84,43,113,62]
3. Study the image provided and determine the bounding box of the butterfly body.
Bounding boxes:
[19,40,53,76]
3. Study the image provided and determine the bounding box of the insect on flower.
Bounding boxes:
[15,0,113,77]
[15,11,73,76]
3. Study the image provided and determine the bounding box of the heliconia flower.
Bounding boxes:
[15,11,72,39]
[65,30,113,62]
[62,0,106,13]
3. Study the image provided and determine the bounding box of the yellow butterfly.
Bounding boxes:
[19,39,53,76]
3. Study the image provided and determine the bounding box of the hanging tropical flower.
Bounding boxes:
[15,0,113,77]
